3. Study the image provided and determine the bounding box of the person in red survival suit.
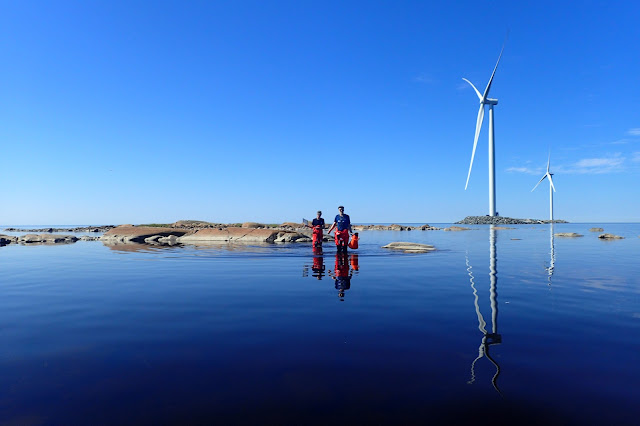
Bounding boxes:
[327,205,352,253]
[305,210,325,248]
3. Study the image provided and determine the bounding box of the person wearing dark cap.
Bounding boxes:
[327,205,352,253]
[306,210,325,248]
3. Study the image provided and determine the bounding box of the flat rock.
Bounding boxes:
[102,225,190,244]
[493,226,515,230]
[382,242,436,253]
[589,227,604,232]
[443,226,471,231]
[19,234,78,244]
[554,232,583,238]
[598,233,624,240]
[178,227,282,243]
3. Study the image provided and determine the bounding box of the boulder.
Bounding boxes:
[598,233,624,240]
[241,222,266,229]
[590,227,604,232]
[443,226,471,231]
[158,235,180,244]
[0,234,18,245]
[554,233,583,238]
[389,224,405,231]
[382,242,436,253]
[274,232,312,243]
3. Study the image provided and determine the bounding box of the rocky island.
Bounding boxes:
[456,216,568,225]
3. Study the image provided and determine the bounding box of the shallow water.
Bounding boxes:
[1,224,639,424]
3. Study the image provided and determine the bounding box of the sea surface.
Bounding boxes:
[1,223,639,424]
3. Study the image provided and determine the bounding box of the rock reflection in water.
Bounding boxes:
[466,225,502,396]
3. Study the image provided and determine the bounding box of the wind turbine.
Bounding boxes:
[463,40,507,217]
[532,153,556,221]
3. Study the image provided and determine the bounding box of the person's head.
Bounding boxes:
[338,205,344,214]
[317,210,322,218]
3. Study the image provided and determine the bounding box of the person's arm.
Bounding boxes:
[348,216,353,233]
[327,221,337,234]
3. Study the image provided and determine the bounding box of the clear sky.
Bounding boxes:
[1,1,639,224]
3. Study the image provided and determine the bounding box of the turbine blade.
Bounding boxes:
[547,152,551,173]
[531,174,547,192]
[465,104,485,190]
[548,174,556,192]
[462,78,483,101]
[482,39,507,100]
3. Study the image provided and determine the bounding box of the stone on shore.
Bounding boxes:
[382,242,436,253]
[598,233,624,240]
[443,226,471,231]
[590,227,604,232]
[555,232,583,238]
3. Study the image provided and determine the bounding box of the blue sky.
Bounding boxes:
[1,1,639,224]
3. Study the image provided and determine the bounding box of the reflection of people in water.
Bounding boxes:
[311,246,326,280]
[329,253,358,300]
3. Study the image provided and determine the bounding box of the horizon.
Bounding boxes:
[2,1,639,224]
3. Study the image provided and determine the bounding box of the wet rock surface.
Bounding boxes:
[444,226,471,231]
[555,232,583,237]
[590,227,604,232]
[382,242,436,253]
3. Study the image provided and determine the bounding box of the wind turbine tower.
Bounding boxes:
[463,41,507,217]
[532,153,557,221]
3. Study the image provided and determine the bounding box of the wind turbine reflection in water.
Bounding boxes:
[465,226,502,396]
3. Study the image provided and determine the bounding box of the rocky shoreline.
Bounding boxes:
[455,216,569,225]
[2,219,630,249]
[4,225,115,233]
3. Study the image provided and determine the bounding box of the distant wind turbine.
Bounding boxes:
[463,38,507,217]
[532,153,557,221]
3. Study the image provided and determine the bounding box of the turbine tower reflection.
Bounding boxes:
[545,224,556,285]
[466,225,502,396]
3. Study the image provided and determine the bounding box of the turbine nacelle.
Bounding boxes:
[484,98,498,105]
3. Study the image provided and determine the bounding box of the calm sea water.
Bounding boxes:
[1,224,639,424]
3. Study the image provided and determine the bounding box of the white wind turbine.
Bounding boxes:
[532,153,556,221]
[463,41,507,217]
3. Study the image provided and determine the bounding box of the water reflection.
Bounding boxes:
[545,224,556,285]
[304,250,359,300]
[311,246,327,280]
[466,225,502,395]
[329,253,359,301]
